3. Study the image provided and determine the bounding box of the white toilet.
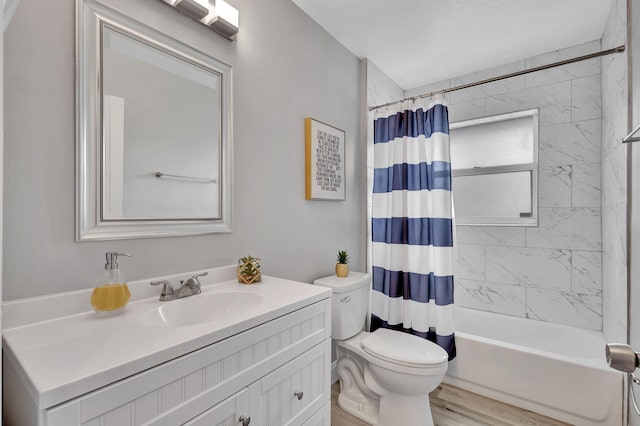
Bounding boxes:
[314,272,448,426]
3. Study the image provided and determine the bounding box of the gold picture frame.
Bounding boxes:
[305,118,346,200]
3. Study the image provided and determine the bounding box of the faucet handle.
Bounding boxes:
[192,272,208,281]
[150,279,174,298]
[181,272,208,286]
[177,272,206,298]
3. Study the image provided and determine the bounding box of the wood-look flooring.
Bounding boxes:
[331,382,571,426]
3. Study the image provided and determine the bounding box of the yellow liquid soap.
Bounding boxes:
[91,283,131,312]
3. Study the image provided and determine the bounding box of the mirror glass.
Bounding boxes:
[77,0,232,241]
[102,26,221,220]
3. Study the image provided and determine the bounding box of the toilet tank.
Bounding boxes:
[314,272,370,340]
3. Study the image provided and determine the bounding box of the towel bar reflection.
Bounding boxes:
[154,172,217,184]
[622,124,640,143]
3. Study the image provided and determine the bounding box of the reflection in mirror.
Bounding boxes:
[102,26,221,220]
[76,0,232,241]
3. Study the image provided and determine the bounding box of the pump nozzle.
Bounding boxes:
[105,252,131,270]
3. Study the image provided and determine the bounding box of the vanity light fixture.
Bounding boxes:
[161,0,208,20]
[176,0,209,20]
[203,0,239,40]
[161,0,239,41]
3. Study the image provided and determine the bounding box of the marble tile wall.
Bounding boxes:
[405,40,606,331]
[366,59,405,108]
[601,0,628,344]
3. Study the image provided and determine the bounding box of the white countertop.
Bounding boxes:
[2,267,331,409]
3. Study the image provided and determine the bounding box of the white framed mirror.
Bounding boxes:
[76,0,232,241]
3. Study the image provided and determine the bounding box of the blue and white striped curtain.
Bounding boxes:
[370,98,456,360]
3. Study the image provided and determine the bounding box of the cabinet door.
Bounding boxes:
[302,402,330,426]
[252,340,330,426]
[184,388,250,426]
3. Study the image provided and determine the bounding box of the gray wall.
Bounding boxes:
[3,0,364,300]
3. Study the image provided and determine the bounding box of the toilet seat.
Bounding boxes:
[361,328,448,369]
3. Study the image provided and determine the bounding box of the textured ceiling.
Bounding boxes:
[293,0,616,90]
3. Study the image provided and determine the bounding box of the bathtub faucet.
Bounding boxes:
[606,343,639,373]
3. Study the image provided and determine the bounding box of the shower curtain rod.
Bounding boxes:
[368,44,626,111]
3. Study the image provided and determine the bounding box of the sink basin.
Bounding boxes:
[142,292,263,327]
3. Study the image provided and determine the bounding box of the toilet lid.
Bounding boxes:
[361,328,448,368]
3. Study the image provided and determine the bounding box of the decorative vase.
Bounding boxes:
[336,263,349,277]
[237,256,262,284]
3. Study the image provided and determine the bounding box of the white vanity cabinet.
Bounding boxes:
[5,289,332,426]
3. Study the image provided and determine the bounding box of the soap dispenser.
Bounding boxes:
[90,252,131,316]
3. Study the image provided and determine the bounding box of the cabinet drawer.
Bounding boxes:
[252,340,331,426]
[183,388,249,426]
[45,300,330,426]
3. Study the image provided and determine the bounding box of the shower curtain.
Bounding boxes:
[370,97,456,360]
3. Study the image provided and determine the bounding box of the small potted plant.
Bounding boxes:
[336,250,349,277]
[237,255,262,284]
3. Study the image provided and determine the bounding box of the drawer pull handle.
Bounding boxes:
[239,415,251,426]
[340,296,351,303]
[294,390,304,400]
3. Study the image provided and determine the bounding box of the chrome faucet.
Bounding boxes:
[150,272,208,301]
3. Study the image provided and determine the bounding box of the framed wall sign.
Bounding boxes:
[305,118,346,200]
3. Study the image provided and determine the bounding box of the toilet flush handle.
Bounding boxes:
[340,296,351,303]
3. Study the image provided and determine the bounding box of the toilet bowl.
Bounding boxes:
[314,272,448,426]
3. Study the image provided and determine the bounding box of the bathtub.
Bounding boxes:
[445,307,624,426]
